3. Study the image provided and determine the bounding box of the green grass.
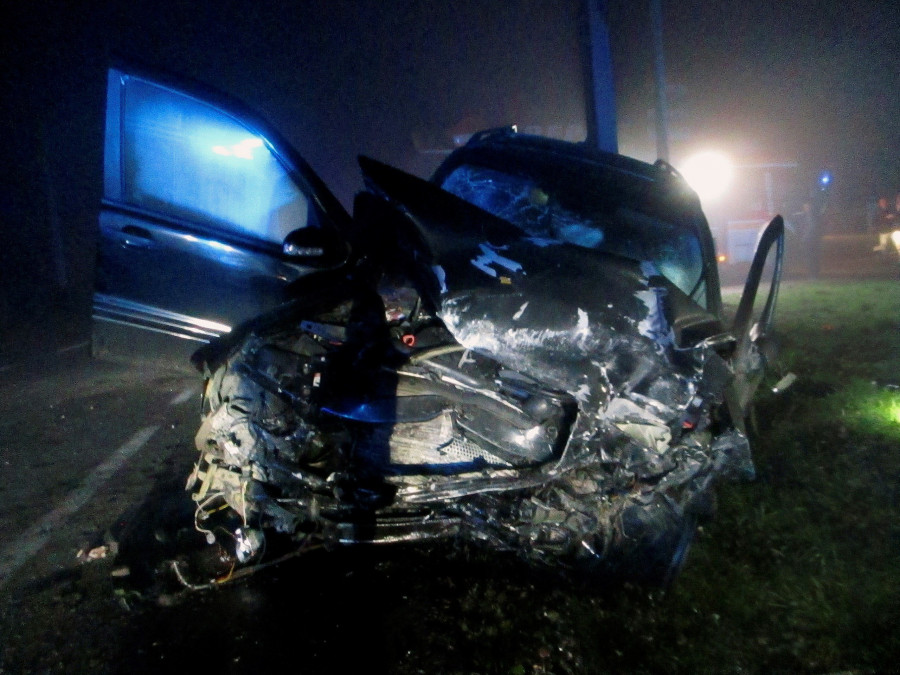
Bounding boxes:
[752,281,900,387]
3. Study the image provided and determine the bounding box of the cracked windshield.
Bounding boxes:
[442,163,706,303]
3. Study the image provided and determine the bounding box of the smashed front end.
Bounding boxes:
[186,148,779,585]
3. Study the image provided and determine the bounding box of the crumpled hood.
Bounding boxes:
[359,156,696,406]
[436,244,679,402]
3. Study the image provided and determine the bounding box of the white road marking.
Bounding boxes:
[168,386,197,406]
[0,425,160,590]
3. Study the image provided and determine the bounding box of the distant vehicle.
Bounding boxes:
[714,218,770,265]
[93,67,785,585]
[706,162,801,267]
[873,227,900,265]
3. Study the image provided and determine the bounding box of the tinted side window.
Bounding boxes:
[122,79,310,243]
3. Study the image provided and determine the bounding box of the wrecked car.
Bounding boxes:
[93,67,784,585]
[185,131,785,585]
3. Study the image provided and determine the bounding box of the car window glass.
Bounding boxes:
[122,78,310,243]
[441,164,706,304]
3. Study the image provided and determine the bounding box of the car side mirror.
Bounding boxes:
[282,226,349,268]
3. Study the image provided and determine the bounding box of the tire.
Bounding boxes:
[571,491,700,588]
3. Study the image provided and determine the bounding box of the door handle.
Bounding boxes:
[120,225,153,249]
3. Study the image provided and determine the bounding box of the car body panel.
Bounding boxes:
[93,66,350,367]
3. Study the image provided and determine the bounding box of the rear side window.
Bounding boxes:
[121,78,310,243]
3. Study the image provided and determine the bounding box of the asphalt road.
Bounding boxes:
[0,361,197,591]
[0,356,206,672]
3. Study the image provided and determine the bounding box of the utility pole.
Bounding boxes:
[650,0,669,162]
[583,0,618,154]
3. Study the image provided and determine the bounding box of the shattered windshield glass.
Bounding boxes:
[441,164,706,302]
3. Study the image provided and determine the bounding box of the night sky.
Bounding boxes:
[1,0,897,323]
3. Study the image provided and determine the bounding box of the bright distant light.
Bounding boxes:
[679,151,734,203]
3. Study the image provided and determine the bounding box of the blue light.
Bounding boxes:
[819,170,832,188]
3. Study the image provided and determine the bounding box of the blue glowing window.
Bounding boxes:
[122,79,310,244]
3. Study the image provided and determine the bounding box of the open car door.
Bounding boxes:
[725,215,786,428]
[93,66,350,368]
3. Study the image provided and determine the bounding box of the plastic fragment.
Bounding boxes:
[771,372,797,393]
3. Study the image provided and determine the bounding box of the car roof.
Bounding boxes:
[432,128,693,198]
